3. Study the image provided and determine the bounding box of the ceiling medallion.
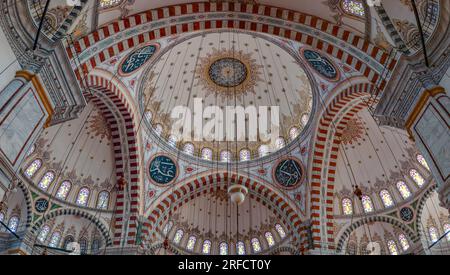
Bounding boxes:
[273,157,305,189]
[302,49,340,81]
[147,154,178,186]
[195,48,263,97]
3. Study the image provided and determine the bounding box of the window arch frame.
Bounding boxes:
[49,231,62,248]
[341,197,353,215]
[24,159,42,178]
[361,195,374,214]
[202,239,212,254]
[396,181,412,200]
[96,190,110,210]
[55,180,72,200]
[379,189,394,208]
[37,171,56,191]
[251,238,262,253]
[76,187,91,207]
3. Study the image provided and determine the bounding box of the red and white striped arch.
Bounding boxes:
[140,171,310,251]
[85,74,142,246]
[309,79,374,251]
[67,2,396,91]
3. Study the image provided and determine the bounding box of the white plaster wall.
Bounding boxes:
[0,27,21,92]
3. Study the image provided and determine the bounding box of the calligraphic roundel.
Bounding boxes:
[148,155,178,185]
[273,157,304,189]
[119,43,159,76]
[302,49,339,81]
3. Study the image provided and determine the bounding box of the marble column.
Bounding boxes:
[0,70,53,190]
[405,86,449,212]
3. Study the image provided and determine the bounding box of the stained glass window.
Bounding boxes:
[380,189,394,208]
[219,242,228,255]
[145,111,152,121]
[275,224,286,239]
[361,195,374,213]
[56,181,71,200]
[429,227,439,243]
[202,148,213,160]
[387,240,398,255]
[444,224,450,241]
[239,149,251,161]
[38,225,50,243]
[410,169,425,187]
[236,241,246,255]
[26,144,36,157]
[265,232,275,247]
[342,198,353,215]
[173,229,184,244]
[25,159,42,178]
[162,221,173,235]
[202,240,211,254]
[63,236,74,249]
[258,145,269,157]
[301,114,310,126]
[8,216,19,232]
[96,191,109,209]
[289,127,299,140]
[38,171,55,191]
[168,135,178,147]
[49,232,61,248]
[99,0,124,9]
[341,0,365,17]
[186,236,196,251]
[183,143,195,155]
[79,238,88,254]
[417,154,430,171]
[396,181,411,199]
[220,151,232,162]
[76,187,90,206]
[251,238,261,253]
[0,212,4,223]
[398,234,410,251]
[92,239,100,254]
[275,137,286,149]
[154,124,163,135]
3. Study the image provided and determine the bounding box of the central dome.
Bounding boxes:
[140,31,313,162]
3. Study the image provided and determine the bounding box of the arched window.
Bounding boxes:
[387,240,399,255]
[429,227,439,243]
[220,151,232,162]
[251,238,261,253]
[49,232,61,248]
[289,127,299,140]
[239,149,251,161]
[186,236,196,251]
[361,195,374,214]
[25,159,42,178]
[96,191,110,209]
[398,234,410,251]
[416,154,430,171]
[202,240,211,254]
[275,224,286,239]
[37,225,50,243]
[342,198,353,215]
[79,238,88,254]
[380,189,394,208]
[63,236,74,250]
[265,232,275,247]
[219,242,228,255]
[167,135,178,147]
[145,111,152,121]
[26,144,36,157]
[258,145,269,157]
[162,221,173,235]
[76,187,90,206]
[236,241,246,255]
[99,0,125,9]
[275,137,286,149]
[201,148,213,160]
[183,143,195,155]
[444,224,450,241]
[301,113,309,126]
[396,181,412,199]
[0,212,4,223]
[341,0,365,17]
[91,239,101,254]
[410,169,425,187]
[154,124,163,136]
[173,229,184,244]
[56,181,71,200]
[8,216,19,232]
[38,171,55,191]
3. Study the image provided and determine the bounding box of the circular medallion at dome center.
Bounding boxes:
[208,58,248,87]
